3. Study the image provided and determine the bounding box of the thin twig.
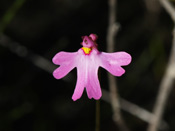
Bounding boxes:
[147,0,175,130]
[102,90,169,130]
[0,34,56,74]
[159,0,175,21]
[147,29,175,131]
[107,0,129,131]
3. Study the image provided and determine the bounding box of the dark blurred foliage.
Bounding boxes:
[0,0,175,131]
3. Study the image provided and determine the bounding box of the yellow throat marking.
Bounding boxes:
[81,47,92,55]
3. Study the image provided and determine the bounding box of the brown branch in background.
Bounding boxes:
[102,90,168,130]
[147,0,175,131]
[159,0,175,21]
[0,34,56,74]
[107,0,129,130]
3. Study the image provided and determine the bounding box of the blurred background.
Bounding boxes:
[0,0,175,131]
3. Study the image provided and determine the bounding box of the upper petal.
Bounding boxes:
[101,52,132,65]
[52,51,77,65]
[100,52,131,76]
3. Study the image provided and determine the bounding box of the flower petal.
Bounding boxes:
[52,51,77,65]
[100,52,131,76]
[86,65,102,100]
[72,49,102,101]
[52,51,77,79]
[72,67,86,101]
[53,65,75,79]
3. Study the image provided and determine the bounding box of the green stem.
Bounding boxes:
[95,100,100,131]
[0,0,26,33]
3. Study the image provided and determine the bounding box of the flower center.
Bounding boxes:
[81,47,92,55]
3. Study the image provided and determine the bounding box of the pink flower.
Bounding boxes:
[52,34,132,101]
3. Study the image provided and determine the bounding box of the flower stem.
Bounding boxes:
[95,100,100,131]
